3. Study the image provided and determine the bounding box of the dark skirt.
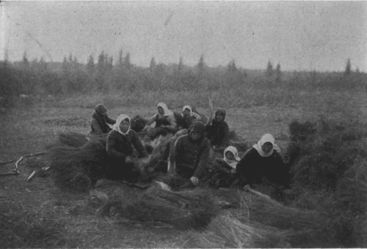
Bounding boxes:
[147,127,176,140]
[106,158,141,182]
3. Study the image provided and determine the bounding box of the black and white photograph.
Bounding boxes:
[0,0,366,247]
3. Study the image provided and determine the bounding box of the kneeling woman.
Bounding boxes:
[145,102,177,139]
[236,134,290,188]
[208,146,241,188]
[106,114,148,181]
[166,121,210,190]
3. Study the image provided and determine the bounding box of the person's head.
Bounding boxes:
[157,102,168,115]
[259,133,275,155]
[182,105,192,117]
[224,146,240,161]
[114,114,131,135]
[189,121,206,141]
[95,104,107,116]
[215,109,226,122]
[261,141,273,154]
[225,151,235,160]
[157,106,164,115]
[119,118,130,133]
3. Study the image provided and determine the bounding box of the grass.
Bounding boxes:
[1,79,367,247]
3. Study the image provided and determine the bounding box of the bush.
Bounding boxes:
[99,185,218,230]
[286,118,367,246]
[48,135,107,192]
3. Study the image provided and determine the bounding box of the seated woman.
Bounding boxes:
[90,104,115,136]
[208,146,240,188]
[165,121,210,190]
[236,134,290,189]
[176,105,202,130]
[106,114,148,182]
[206,109,230,150]
[145,102,177,139]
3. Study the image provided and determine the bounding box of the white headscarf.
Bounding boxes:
[253,133,281,157]
[157,102,173,117]
[112,114,131,135]
[223,146,241,169]
[182,105,193,115]
[183,105,202,120]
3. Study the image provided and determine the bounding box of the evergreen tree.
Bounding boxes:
[62,56,68,73]
[266,60,273,76]
[73,56,78,64]
[97,51,106,74]
[39,57,47,71]
[178,56,183,71]
[149,57,156,72]
[227,59,237,73]
[118,49,123,67]
[344,58,351,75]
[124,53,131,70]
[197,54,205,73]
[86,55,95,75]
[107,56,113,71]
[275,63,281,82]
[22,52,29,69]
[68,53,73,63]
[3,49,9,68]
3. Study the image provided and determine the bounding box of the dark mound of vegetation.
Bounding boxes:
[99,185,218,230]
[48,136,107,192]
[286,118,367,247]
[47,132,170,193]
[46,131,89,149]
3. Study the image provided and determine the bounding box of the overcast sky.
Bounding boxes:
[1,1,366,71]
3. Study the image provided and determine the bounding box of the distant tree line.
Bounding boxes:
[0,51,362,100]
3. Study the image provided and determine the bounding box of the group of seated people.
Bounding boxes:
[89,102,290,191]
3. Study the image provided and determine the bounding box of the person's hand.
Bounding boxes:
[243,184,251,191]
[140,155,150,162]
[125,156,134,163]
[190,176,199,186]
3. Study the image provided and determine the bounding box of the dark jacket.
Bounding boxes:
[206,120,230,147]
[173,134,210,179]
[148,113,177,130]
[90,112,115,135]
[236,148,290,187]
[176,114,195,130]
[106,129,147,161]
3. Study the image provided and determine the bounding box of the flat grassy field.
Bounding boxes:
[1,84,367,247]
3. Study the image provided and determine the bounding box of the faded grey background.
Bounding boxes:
[1,1,366,71]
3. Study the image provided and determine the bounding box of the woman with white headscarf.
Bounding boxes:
[145,102,177,139]
[236,133,290,188]
[176,105,204,130]
[208,145,241,188]
[106,114,147,181]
